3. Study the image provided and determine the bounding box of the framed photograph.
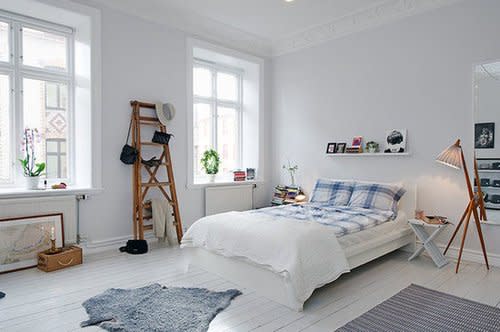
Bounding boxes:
[336,143,347,153]
[352,136,363,147]
[0,213,64,273]
[475,123,495,149]
[384,129,407,153]
[326,142,337,154]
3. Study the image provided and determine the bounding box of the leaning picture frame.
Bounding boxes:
[326,142,337,154]
[0,213,64,273]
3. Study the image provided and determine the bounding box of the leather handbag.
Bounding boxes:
[152,131,173,145]
[120,118,138,165]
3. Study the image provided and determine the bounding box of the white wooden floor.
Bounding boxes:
[1,246,499,332]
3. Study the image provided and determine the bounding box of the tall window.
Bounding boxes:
[193,61,242,178]
[0,12,73,185]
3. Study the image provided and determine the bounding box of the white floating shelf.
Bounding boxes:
[477,169,500,173]
[326,152,411,157]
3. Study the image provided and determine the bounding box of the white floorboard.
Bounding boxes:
[0,245,497,332]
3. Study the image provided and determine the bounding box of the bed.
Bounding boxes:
[181,180,416,311]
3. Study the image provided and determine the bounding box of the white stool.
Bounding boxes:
[408,219,449,268]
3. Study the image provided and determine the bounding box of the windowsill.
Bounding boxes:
[0,186,103,199]
[187,179,264,189]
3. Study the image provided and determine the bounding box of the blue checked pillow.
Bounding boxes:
[310,179,355,206]
[348,182,406,216]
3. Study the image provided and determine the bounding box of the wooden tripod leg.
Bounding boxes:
[456,205,473,273]
[444,200,471,255]
[471,202,490,270]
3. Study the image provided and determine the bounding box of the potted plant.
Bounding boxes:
[366,141,379,153]
[19,128,46,189]
[282,160,299,187]
[201,149,220,182]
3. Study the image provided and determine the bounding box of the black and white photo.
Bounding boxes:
[384,129,407,153]
[475,123,495,149]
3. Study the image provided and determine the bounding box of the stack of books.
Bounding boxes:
[286,186,299,200]
[233,170,246,181]
[272,185,288,205]
[345,146,363,153]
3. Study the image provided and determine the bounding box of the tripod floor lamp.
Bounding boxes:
[436,139,489,273]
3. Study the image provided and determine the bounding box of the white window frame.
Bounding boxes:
[0,10,75,187]
[193,59,243,179]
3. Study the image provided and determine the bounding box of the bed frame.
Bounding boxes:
[183,182,416,311]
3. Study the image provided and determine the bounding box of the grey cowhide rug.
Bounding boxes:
[81,284,241,332]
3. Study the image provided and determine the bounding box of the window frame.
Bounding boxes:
[0,11,75,187]
[192,59,243,179]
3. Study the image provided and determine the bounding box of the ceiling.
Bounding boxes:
[159,0,386,42]
[97,0,461,57]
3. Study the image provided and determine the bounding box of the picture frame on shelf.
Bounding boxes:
[335,143,347,153]
[475,122,495,149]
[352,136,363,148]
[326,142,337,154]
[0,213,64,273]
[384,129,407,153]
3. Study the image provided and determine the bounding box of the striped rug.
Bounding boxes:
[337,284,500,332]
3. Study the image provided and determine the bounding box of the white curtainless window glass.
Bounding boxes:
[0,12,74,186]
[193,61,242,178]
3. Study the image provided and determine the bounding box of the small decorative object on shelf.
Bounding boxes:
[326,142,337,154]
[345,146,362,153]
[38,246,83,272]
[351,136,363,148]
[384,129,407,153]
[246,168,256,180]
[233,170,246,181]
[476,158,500,210]
[336,143,347,153]
[366,141,379,153]
[282,160,298,186]
[20,128,46,190]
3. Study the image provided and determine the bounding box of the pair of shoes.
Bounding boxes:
[141,157,161,167]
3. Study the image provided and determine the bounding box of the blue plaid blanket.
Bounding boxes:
[252,203,394,237]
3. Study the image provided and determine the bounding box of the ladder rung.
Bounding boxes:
[143,224,153,230]
[141,182,170,187]
[141,142,165,146]
[136,215,152,220]
[139,116,161,124]
[130,100,156,109]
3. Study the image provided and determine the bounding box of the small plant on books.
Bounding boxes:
[201,149,220,182]
[282,160,298,187]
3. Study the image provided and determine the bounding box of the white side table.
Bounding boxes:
[408,219,449,268]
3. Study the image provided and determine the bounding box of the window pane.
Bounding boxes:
[45,82,59,108]
[217,72,238,101]
[46,154,58,178]
[22,27,67,71]
[0,22,9,62]
[0,74,10,183]
[217,107,239,173]
[193,67,212,98]
[193,103,213,176]
[46,140,58,153]
[23,78,68,179]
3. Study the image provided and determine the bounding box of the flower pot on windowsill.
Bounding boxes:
[208,174,216,183]
[25,176,40,190]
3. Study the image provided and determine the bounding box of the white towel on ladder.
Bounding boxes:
[151,198,177,245]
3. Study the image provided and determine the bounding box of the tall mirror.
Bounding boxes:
[474,61,500,222]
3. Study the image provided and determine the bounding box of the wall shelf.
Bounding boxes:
[326,152,411,157]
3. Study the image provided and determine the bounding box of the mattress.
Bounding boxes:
[339,212,411,258]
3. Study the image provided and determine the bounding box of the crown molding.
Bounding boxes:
[272,0,463,57]
[88,0,273,58]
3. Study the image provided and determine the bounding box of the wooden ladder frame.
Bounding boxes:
[130,100,183,242]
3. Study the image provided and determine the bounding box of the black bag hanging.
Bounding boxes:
[152,131,173,145]
[120,117,138,165]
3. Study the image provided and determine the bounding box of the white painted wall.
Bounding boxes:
[72,1,272,245]
[476,76,500,158]
[272,0,500,260]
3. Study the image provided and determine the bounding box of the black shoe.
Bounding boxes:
[141,157,161,167]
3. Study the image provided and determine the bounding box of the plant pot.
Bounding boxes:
[26,176,40,190]
[208,174,216,183]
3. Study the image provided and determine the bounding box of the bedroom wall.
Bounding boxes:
[71,0,273,245]
[272,0,500,263]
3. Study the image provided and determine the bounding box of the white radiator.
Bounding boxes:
[205,185,254,216]
[0,196,77,243]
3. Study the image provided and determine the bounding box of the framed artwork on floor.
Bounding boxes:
[0,213,64,273]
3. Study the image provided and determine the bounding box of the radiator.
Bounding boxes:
[0,196,77,243]
[205,185,254,216]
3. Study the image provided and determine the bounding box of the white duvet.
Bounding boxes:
[180,211,350,303]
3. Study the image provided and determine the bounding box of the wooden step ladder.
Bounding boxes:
[130,100,183,242]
